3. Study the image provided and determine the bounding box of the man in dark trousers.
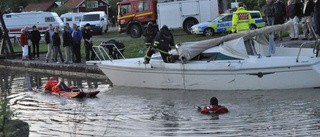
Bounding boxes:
[143,25,175,64]
[264,0,274,26]
[31,25,41,59]
[272,0,286,41]
[143,22,157,48]
[72,23,82,63]
[82,23,95,61]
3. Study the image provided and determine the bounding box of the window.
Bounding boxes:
[138,1,149,12]
[75,16,82,21]
[6,15,11,18]
[66,17,72,21]
[120,4,131,14]
[61,17,64,22]
[45,17,55,22]
[250,13,261,19]
[82,14,100,21]
[221,15,232,22]
[87,1,98,8]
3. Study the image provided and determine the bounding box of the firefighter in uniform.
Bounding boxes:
[143,22,157,47]
[143,25,175,64]
[232,2,252,33]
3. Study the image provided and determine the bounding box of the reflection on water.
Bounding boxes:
[1,68,320,136]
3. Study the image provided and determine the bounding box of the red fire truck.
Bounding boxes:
[117,0,220,38]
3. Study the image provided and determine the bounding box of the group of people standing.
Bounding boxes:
[20,26,41,61]
[20,22,95,63]
[44,23,94,64]
[264,0,320,41]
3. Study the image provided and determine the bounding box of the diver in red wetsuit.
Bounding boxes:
[43,78,73,93]
[201,97,229,114]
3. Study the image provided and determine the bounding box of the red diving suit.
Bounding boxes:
[44,78,73,93]
[201,105,229,114]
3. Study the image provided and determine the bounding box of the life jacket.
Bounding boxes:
[200,105,229,114]
[44,78,59,91]
[44,78,73,93]
[232,7,252,33]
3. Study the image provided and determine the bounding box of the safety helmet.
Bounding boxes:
[161,25,169,31]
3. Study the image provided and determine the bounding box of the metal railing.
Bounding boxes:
[92,42,126,62]
[296,23,319,62]
[296,41,317,62]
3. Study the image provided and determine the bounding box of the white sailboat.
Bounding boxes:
[87,21,320,90]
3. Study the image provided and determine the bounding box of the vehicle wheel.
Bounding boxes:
[250,24,257,30]
[203,28,214,36]
[130,25,142,38]
[184,19,198,34]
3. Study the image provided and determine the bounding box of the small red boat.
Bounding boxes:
[33,88,100,98]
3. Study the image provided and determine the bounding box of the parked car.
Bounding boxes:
[191,11,265,36]
[79,11,108,34]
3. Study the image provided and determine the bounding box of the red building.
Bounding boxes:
[24,2,58,12]
[65,0,109,14]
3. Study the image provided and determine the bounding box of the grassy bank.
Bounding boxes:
[12,29,221,59]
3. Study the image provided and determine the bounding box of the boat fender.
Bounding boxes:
[257,72,263,78]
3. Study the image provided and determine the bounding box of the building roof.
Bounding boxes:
[24,2,57,12]
[65,0,109,9]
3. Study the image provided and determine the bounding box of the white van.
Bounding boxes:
[60,12,84,27]
[1,11,64,33]
[79,11,108,34]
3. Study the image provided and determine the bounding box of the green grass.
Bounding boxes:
[96,29,129,38]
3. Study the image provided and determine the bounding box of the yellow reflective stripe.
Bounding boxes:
[145,42,151,44]
[208,24,217,28]
[118,14,135,19]
[154,41,159,47]
[157,49,169,54]
[136,12,153,17]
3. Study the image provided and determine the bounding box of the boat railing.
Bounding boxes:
[296,41,317,62]
[307,23,320,56]
[92,45,113,62]
[92,43,126,62]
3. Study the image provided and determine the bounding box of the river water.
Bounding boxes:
[0,68,320,136]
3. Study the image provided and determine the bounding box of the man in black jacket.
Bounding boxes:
[82,23,95,61]
[44,24,54,63]
[264,0,274,26]
[143,22,157,47]
[272,0,286,41]
[31,25,41,58]
[302,0,314,40]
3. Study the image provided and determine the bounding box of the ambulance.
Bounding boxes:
[191,11,265,36]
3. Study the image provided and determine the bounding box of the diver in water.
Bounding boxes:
[199,97,229,114]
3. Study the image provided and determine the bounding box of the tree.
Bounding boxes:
[52,5,72,16]
[108,0,122,17]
